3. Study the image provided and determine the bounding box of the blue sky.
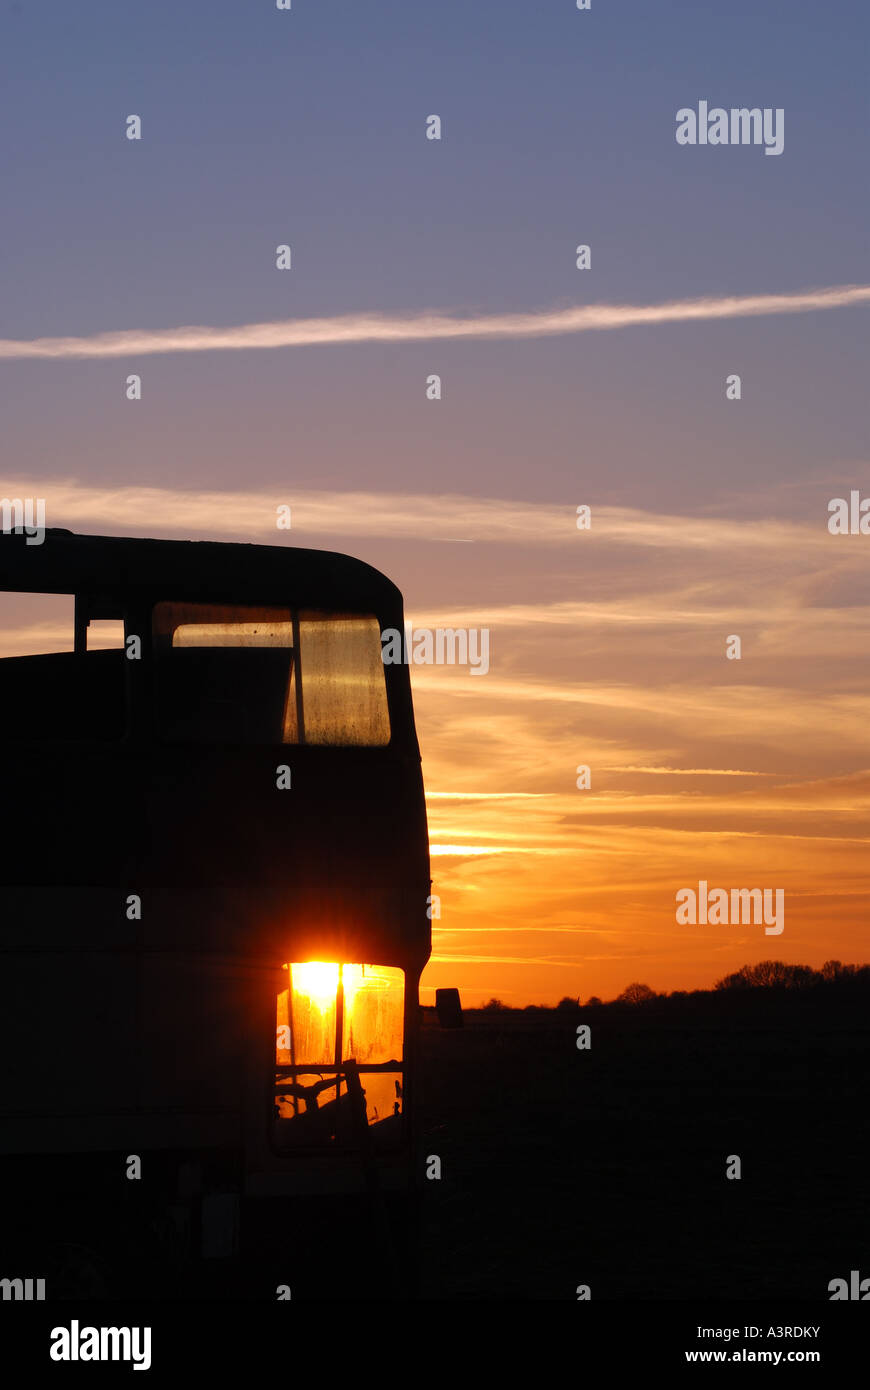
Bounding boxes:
[1,0,867,509]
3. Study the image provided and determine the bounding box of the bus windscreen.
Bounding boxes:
[153,602,390,746]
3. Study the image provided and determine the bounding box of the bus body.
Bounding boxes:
[0,529,430,1296]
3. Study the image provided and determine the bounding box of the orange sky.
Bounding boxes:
[4,485,869,1007]
[405,510,870,1004]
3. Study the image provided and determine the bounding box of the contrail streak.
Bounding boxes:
[0,284,868,360]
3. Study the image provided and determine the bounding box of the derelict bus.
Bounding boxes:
[0,528,431,1298]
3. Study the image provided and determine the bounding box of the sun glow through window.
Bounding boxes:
[274,961,405,1138]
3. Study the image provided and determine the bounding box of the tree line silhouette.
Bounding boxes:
[476,960,870,1013]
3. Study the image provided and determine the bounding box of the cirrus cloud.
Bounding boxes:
[0,284,868,360]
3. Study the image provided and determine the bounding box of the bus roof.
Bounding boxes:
[0,529,403,613]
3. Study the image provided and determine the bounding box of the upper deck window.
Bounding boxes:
[153,602,390,746]
[0,592,126,740]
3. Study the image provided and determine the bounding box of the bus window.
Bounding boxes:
[297,613,389,746]
[87,619,126,650]
[0,591,74,659]
[274,962,404,1147]
[153,603,389,746]
[0,592,126,740]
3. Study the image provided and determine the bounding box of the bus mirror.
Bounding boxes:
[435,988,463,1029]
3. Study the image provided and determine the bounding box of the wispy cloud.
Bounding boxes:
[426,791,553,800]
[601,766,773,777]
[0,478,841,551]
[430,844,537,856]
[1,284,868,360]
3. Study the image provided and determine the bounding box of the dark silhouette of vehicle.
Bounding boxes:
[0,529,431,1298]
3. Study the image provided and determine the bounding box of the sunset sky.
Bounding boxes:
[2,0,869,1003]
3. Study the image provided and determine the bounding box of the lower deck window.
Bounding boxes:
[274,962,404,1150]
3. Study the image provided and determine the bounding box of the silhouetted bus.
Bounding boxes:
[0,529,431,1298]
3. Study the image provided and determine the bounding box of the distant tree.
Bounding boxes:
[481,997,509,1012]
[788,965,816,989]
[555,996,580,1011]
[820,960,861,982]
[758,961,797,988]
[716,961,817,991]
[585,995,603,1008]
[669,990,688,1000]
[617,982,657,1004]
[820,962,865,985]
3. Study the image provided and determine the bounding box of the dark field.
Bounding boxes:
[416,993,870,1300]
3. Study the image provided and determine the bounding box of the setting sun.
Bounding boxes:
[289,961,342,1013]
